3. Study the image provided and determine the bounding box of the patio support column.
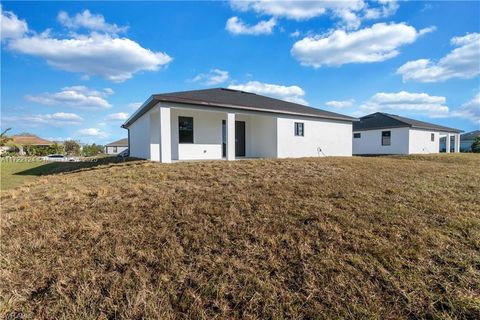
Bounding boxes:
[159,106,171,163]
[226,112,235,160]
[445,133,451,153]
[454,133,460,153]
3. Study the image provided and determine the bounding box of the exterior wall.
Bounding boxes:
[353,127,410,155]
[149,111,160,161]
[129,109,151,159]
[105,146,128,155]
[170,108,225,160]
[247,115,277,158]
[461,140,474,152]
[169,110,278,160]
[276,117,352,157]
[408,129,440,154]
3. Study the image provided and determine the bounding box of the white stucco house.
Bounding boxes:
[122,88,356,162]
[104,138,128,155]
[353,112,462,155]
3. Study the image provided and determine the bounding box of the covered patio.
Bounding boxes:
[439,132,461,153]
[147,103,277,163]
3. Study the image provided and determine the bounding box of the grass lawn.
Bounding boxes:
[0,157,133,191]
[1,154,479,319]
[0,161,47,190]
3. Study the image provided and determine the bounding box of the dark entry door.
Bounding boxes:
[235,121,246,157]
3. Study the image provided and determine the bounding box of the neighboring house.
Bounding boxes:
[10,134,54,155]
[122,88,356,162]
[353,112,462,155]
[440,130,480,152]
[105,138,128,154]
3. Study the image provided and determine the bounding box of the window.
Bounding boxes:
[353,133,361,139]
[294,122,304,136]
[113,146,117,153]
[179,116,194,143]
[381,131,391,146]
[431,133,435,142]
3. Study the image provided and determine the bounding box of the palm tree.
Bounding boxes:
[0,128,13,146]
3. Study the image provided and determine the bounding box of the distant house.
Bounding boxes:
[353,113,462,155]
[105,138,128,154]
[440,130,480,152]
[10,134,54,155]
[121,88,355,162]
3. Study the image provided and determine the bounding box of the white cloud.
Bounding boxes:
[58,10,127,34]
[325,99,355,108]
[106,112,129,121]
[226,16,276,35]
[228,81,308,105]
[229,0,398,30]
[397,32,480,82]
[26,86,113,109]
[8,32,172,82]
[192,69,230,85]
[3,8,170,82]
[364,0,399,19]
[0,5,28,41]
[103,88,114,95]
[46,136,73,142]
[289,30,301,38]
[360,91,449,117]
[291,23,433,68]
[49,112,84,121]
[2,112,83,127]
[77,128,108,138]
[451,92,480,124]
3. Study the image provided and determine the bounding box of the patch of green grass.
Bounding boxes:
[0,157,137,191]
[0,161,47,190]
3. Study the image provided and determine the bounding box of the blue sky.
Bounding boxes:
[1,0,479,144]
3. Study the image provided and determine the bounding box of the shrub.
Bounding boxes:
[472,137,480,153]
[82,143,104,157]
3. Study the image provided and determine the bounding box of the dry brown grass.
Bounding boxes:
[1,154,479,319]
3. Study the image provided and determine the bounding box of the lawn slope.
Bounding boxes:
[1,155,479,319]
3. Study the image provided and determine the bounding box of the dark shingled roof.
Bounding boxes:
[461,130,480,140]
[353,112,462,133]
[105,138,128,147]
[123,88,356,127]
